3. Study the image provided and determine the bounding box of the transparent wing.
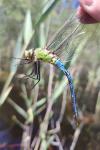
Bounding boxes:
[0,56,32,74]
[46,14,80,52]
[54,25,84,62]
[0,56,40,89]
[46,15,84,63]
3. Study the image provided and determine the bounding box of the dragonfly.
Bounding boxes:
[0,13,83,122]
[17,16,83,122]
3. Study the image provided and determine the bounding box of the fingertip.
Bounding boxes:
[77,5,98,24]
[76,6,84,18]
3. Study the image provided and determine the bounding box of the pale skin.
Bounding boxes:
[77,0,100,23]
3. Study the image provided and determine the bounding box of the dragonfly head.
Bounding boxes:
[24,49,34,60]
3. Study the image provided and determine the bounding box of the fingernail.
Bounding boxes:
[80,0,93,6]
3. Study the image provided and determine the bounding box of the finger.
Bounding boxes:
[77,6,99,24]
[79,0,100,21]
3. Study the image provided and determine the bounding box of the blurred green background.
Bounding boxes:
[0,0,100,149]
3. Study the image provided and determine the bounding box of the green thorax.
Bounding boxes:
[34,48,57,64]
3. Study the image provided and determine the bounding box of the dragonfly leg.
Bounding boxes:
[24,61,39,77]
[24,61,40,89]
[31,61,40,89]
[24,66,35,77]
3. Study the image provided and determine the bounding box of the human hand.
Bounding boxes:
[77,0,100,23]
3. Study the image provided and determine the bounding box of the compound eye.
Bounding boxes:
[24,51,30,60]
[24,49,34,60]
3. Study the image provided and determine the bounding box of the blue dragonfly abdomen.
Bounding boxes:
[55,59,78,121]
